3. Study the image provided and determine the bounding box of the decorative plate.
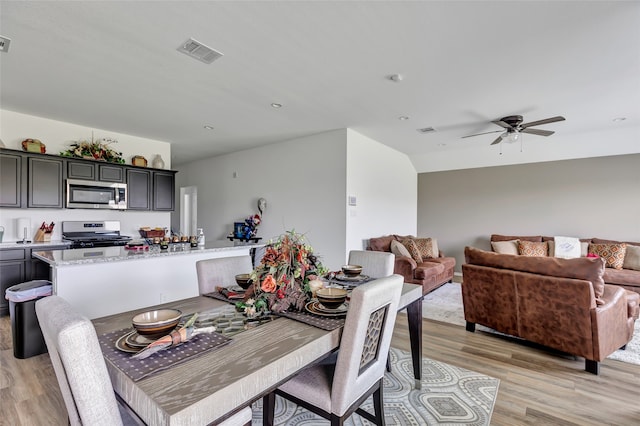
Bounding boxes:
[305,301,348,317]
[334,273,370,282]
[125,330,162,348]
[115,331,142,354]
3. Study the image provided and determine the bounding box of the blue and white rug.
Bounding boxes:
[251,347,499,425]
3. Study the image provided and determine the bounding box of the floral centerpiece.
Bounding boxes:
[60,134,125,164]
[237,230,327,316]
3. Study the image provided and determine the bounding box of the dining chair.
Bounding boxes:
[348,250,394,278]
[36,295,253,426]
[196,255,253,294]
[263,274,404,426]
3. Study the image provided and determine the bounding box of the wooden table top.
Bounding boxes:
[93,296,342,425]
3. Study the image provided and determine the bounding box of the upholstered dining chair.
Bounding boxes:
[35,295,252,426]
[263,274,404,426]
[196,255,253,294]
[348,250,394,279]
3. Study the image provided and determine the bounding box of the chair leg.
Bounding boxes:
[465,321,476,332]
[620,344,627,350]
[585,359,599,375]
[329,413,345,426]
[263,392,276,426]
[386,353,391,372]
[372,378,385,426]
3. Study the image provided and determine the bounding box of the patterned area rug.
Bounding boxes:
[423,282,640,366]
[250,347,499,425]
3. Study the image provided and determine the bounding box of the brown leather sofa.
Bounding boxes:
[491,234,640,295]
[462,246,639,374]
[368,235,455,294]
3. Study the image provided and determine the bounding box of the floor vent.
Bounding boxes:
[177,38,223,64]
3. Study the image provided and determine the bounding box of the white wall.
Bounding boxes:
[0,110,173,241]
[345,129,417,255]
[175,130,347,269]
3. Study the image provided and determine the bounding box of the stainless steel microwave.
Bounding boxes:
[66,179,127,210]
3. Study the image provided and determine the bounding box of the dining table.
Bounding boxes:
[92,282,424,425]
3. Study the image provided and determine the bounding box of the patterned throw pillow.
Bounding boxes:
[412,237,439,259]
[518,240,548,257]
[401,239,423,263]
[589,243,627,269]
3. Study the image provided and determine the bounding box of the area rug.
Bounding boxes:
[423,282,640,366]
[250,347,499,425]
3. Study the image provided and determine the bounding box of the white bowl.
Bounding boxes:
[132,309,182,335]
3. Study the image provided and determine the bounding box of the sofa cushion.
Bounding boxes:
[552,236,582,259]
[491,240,519,255]
[412,237,438,259]
[491,234,542,242]
[424,256,456,271]
[390,240,411,258]
[518,240,548,257]
[604,267,640,287]
[402,239,423,263]
[589,243,626,270]
[368,235,396,252]
[623,245,640,271]
[465,246,606,305]
[592,238,640,247]
[413,261,445,280]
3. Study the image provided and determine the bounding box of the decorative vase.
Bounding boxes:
[152,155,165,169]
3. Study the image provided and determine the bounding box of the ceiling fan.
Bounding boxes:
[462,115,566,145]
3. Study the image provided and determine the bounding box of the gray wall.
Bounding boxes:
[417,153,640,273]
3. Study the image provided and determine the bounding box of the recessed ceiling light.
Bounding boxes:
[271,103,282,108]
[203,125,214,130]
[417,127,437,133]
[437,143,447,147]
[612,117,626,122]
[398,116,409,121]
[387,74,403,82]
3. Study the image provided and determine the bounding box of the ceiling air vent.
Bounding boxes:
[0,36,11,53]
[177,38,223,64]
[417,127,437,133]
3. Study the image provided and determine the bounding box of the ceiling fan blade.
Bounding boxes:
[521,128,554,137]
[491,119,513,130]
[461,130,503,139]
[520,116,565,129]
[490,135,504,145]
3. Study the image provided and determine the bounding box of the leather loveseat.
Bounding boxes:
[462,246,639,374]
[490,234,640,295]
[368,235,455,295]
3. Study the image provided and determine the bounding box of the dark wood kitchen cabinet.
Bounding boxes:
[0,152,22,207]
[28,156,64,208]
[153,171,176,211]
[67,160,125,183]
[127,168,151,210]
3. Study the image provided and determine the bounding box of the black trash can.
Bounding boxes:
[5,280,52,359]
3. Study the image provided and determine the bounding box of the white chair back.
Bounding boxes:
[36,296,124,426]
[348,250,394,278]
[196,255,253,294]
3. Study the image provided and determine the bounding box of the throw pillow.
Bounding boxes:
[491,240,519,255]
[622,244,640,271]
[401,239,423,263]
[553,236,581,259]
[412,237,439,259]
[518,240,548,257]
[390,240,412,258]
[588,243,627,269]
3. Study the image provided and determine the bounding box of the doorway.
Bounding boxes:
[180,186,198,236]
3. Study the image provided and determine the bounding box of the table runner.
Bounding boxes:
[203,291,242,304]
[98,328,231,381]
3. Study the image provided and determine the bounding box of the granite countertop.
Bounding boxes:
[32,240,263,266]
[0,240,71,250]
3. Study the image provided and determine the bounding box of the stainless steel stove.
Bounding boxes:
[62,221,131,248]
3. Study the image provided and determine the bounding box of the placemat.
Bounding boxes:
[203,291,242,304]
[99,328,231,381]
[329,275,374,289]
[277,310,345,331]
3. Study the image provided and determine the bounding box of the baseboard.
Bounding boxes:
[454,271,463,283]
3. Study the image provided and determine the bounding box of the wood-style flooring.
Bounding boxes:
[1,312,639,425]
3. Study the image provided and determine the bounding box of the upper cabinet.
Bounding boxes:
[0,148,176,211]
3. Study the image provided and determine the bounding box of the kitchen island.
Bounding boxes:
[33,241,262,319]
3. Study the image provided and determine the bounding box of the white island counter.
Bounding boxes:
[33,241,261,319]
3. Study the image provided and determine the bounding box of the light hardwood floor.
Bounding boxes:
[1,313,639,425]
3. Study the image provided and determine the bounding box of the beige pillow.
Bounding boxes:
[518,240,548,257]
[401,238,423,263]
[491,240,519,255]
[390,240,411,258]
[623,244,640,271]
[412,237,439,259]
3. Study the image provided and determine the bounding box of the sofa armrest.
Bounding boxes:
[591,284,631,360]
[394,256,417,280]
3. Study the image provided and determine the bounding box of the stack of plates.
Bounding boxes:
[305,300,348,317]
